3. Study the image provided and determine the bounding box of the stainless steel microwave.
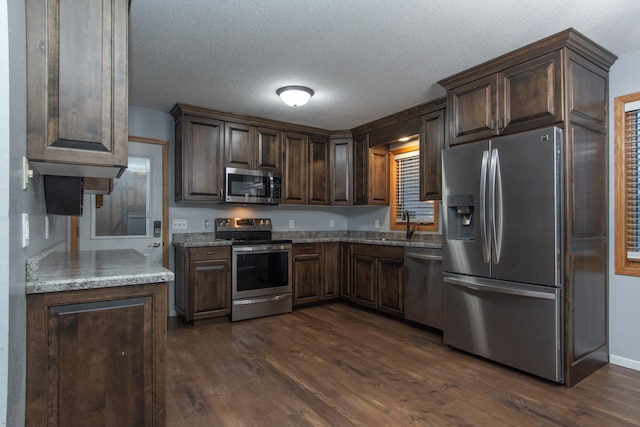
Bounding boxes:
[225,167,282,204]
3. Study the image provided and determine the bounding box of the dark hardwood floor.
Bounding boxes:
[166,303,640,426]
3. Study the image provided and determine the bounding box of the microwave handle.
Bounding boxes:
[269,176,274,199]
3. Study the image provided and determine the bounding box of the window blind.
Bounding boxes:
[394,151,435,224]
[625,104,640,259]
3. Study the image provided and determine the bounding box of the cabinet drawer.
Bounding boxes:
[293,243,322,255]
[352,244,403,260]
[188,246,230,261]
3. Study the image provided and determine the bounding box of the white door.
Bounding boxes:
[78,141,164,265]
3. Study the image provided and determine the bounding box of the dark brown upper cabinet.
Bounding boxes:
[445,52,563,145]
[353,134,369,205]
[439,29,617,147]
[308,136,330,205]
[420,107,446,201]
[282,132,309,204]
[26,0,129,178]
[171,106,225,203]
[224,123,281,170]
[329,135,353,205]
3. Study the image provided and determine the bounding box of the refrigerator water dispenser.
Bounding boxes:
[446,194,474,240]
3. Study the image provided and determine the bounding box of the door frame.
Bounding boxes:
[70,135,170,268]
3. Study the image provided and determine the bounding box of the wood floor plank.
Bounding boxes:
[166,303,640,426]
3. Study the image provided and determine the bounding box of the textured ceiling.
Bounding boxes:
[129,0,640,131]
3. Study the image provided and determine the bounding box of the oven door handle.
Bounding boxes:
[232,244,291,252]
[233,294,291,305]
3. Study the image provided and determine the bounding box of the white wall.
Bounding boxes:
[0,0,10,424]
[5,0,69,424]
[608,48,640,371]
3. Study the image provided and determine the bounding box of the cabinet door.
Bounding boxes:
[352,254,376,308]
[339,243,352,300]
[499,51,563,135]
[190,259,231,318]
[330,138,353,205]
[308,136,329,205]
[26,0,129,177]
[448,74,498,145]
[420,109,446,201]
[368,147,390,205]
[353,134,369,205]
[322,242,340,300]
[176,115,225,202]
[225,122,255,168]
[377,258,404,316]
[26,284,167,427]
[283,132,308,204]
[292,245,322,305]
[256,127,282,170]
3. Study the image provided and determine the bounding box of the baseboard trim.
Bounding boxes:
[610,354,640,372]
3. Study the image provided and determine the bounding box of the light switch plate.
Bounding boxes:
[22,213,29,248]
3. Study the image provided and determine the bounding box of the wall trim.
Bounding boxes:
[610,354,640,372]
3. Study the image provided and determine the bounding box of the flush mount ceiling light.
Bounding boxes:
[276,86,314,107]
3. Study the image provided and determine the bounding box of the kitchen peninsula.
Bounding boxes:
[25,246,174,426]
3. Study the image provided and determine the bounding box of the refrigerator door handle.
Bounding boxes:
[480,150,490,263]
[490,148,504,264]
[444,276,557,300]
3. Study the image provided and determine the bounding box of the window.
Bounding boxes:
[390,143,437,231]
[615,91,640,275]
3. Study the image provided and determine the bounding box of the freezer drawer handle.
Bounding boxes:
[444,277,556,300]
[406,253,442,261]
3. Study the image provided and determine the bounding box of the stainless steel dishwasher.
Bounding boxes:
[404,247,443,329]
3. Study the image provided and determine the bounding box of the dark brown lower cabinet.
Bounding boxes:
[339,243,352,300]
[174,246,231,321]
[26,283,168,427]
[322,242,340,299]
[351,244,404,316]
[292,243,323,305]
[293,242,342,305]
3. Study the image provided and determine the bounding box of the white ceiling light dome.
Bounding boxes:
[276,86,314,107]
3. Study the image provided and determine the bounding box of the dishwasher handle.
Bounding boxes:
[406,252,442,261]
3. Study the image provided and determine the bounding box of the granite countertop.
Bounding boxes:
[26,247,175,294]
[173,231,442,249]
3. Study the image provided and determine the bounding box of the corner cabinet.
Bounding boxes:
[174,246,231,321]
[353,134,390,205]
[171,106,225,202]
[420,104,447,201]
[329,135,353,205]
[26,0,129,178]
[439,28,617,387]
[26,283,168,426]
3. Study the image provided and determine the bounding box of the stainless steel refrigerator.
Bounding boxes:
[442,126,564,383]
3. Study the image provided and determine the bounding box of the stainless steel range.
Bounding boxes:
[215,218,292,321]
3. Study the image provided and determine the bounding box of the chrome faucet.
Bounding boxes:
[402,210,417,240]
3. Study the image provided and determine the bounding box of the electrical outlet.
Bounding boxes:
[375,219,380,228]
[203,219,210,229]
[329,219,335,228]
[289,219,294,228]
[172,219,188,229]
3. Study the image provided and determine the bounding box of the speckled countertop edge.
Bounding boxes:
[26,248,175,294]
[173,231,442,249]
